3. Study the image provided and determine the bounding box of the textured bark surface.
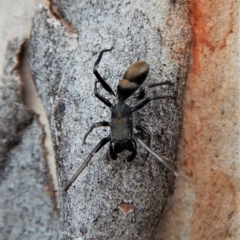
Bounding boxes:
[1,0,240,239]
[156,1,240,239]
[0,38,58,239]
[28,1,190,239]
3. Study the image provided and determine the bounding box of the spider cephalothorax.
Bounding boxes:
[64,48,177,191]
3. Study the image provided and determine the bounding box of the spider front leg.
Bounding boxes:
[93,48,115,98]
[135,125,152,161]
[64,135,111,191]
[134,133,178,177]
[83,121,110,144]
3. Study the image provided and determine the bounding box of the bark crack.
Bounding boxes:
[14,39,60,212]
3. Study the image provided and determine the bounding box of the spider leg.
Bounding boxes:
[135,125,152,162]
[64,135,111,191]
[148,80,174,89]
[127,80,173,103]
[134,133,178,177]
[126,138,137,162]
[93,48,115,97]
[131,95,175,112]
[83,121,110,144]
[94,81,113,108]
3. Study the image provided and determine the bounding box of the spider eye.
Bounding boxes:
[117,61,149,100]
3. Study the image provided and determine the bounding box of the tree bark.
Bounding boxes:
[2,1,240,240]
[0,38,58,239]
[28,1,190,239]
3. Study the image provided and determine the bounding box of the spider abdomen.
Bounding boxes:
[117,61,149,101]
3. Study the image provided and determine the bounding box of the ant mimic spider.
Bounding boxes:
[64,47,178,191]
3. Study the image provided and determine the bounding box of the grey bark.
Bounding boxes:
[28,1,190,240]
[0,38,58,239]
